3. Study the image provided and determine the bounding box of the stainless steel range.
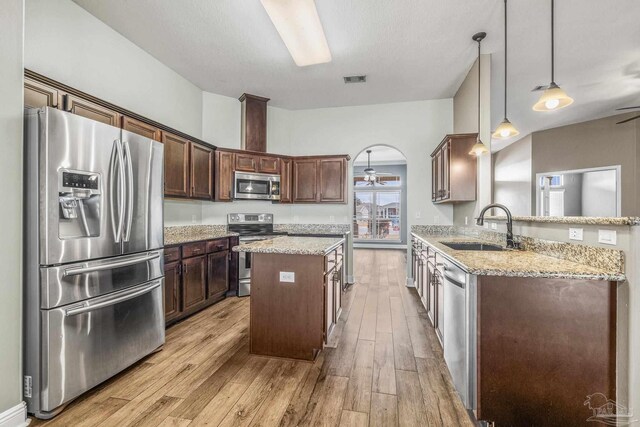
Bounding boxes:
[227,213,286,296]
[24,107,165,418]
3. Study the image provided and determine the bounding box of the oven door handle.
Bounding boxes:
[64,280,161,316]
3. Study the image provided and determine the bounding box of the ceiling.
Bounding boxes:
[73,0,640,149]
[353,145,407,166]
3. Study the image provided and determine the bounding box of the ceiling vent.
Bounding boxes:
[343,75,366,84]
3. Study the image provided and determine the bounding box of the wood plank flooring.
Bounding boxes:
[31,249,473,427]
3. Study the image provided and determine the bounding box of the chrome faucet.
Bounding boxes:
[476,203,518,249]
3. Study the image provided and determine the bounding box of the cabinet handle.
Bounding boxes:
[183,264,188,275]
[228,190,232,199]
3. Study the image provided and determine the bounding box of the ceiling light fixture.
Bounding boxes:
[492,0,520,140]
[469,32,489,156]
[532,0,573,111]
[260,0,332,67]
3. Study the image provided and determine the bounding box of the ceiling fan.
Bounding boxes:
[355,150,392,186]
[615,105,640,124]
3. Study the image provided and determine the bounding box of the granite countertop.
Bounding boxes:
[233,236,344,256]
[411,233,625,281]
[484,215,640,226]
[164,225,239,246]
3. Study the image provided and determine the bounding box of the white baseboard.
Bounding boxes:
[406,277,414,287]
[0,402,28,427]
[347,275,355,284]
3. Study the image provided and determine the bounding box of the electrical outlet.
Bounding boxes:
[415,211,421,219]
[329,215,335,223]
[191,214,197,224]
[484,222,489,229]
[279,272,295,283]
[491,222,497,230]
[465,216,469,226]
[598,229,617,245]
[293,216,299,223]
[569,228,583,241]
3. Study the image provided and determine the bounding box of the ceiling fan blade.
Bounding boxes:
[616,114,640,124]
[616,106,640,111]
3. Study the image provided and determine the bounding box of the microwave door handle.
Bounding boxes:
[122,140,134,242]
[62,251,161,277]
[64,280,161,316]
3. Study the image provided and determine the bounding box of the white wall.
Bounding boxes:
[581,170,617,217]
[493,134,531,215]
[0,0,25,417]
[194,95,454,226]
[24,0,203,137]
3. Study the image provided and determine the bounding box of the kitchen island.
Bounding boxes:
[233,236,345,361]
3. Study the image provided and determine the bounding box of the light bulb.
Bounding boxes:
[500,129,510,138]
[545,98,560,110]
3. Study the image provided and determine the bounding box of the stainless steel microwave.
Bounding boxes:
[234,171,281,201]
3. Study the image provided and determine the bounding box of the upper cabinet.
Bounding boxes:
[63,94,121,127]
[122,115,161,141]
[235,152,280,174]
[280,157,292,203]
[215,150,235,202]
[293,156,349,204]
[163,132,214,201]
[239,93,269,153]
[431,134,478,204]
[24,77,62,109]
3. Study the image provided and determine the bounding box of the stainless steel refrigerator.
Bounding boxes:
[23,107,165,419]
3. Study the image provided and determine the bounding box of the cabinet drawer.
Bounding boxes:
[164,246,181,263]
[183,242,207,258]
[207,238,229,253]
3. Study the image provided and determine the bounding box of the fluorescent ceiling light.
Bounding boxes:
[261,0,332,67]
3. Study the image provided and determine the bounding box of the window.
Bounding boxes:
[353,174,402,241]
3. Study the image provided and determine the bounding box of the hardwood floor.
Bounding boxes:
[31,249,473,427]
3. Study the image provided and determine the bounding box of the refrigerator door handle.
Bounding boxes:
[62,251,161,277]
[109,139,125,243]
[122,140,134,242]
[64,280,162,316]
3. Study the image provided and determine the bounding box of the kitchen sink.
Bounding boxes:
[441,242,504,251]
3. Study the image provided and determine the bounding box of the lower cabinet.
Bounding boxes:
[207,250,229,301]
[163,237,239,326]
[323,243,344,343]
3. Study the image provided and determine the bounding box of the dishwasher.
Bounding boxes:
[443,259,477,410]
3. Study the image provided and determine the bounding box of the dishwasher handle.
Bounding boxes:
[443,269,466,289]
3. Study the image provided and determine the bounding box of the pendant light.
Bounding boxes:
[469,32,489,156]
[533,0,573,111]
[492,0,519,139]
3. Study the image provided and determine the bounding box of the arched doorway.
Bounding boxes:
[353,145,407,248]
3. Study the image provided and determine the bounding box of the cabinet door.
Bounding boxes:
[324,272,334,341]
[293,159,319,202]
[280,158,292,203]
[427,263,436,326]
[182,256,206,310]
[441,142,450,200]
[431,156,438,201]
[190,142,214,200]
[235,153,258,172]
[122,115,161,141]
[434,151,442,200]
[258,156,280,174]
[318,158,346,203]
[334,268,342,323]
[64,94,121,126]
[228,236,239,296]
[215,150,235,201]
[435,271,444,344]
[164,261,181,322]
[162,132,190,197]
[24,78,62,109]
[207,251,229,301]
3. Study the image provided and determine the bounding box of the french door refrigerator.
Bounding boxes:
[23,107,165,419]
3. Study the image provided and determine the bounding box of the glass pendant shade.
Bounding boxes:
[492,118,520,139]
[469,140,489,156]
[532,83,574,111]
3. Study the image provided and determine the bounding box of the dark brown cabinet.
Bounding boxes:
[190,143,214,200]
[164,261,181,322]
[207,251,229,301]
[293,156,348,204]
[235,152,280,174]
[24,77,62,109]
[164,236,238,326]
[215,150,235,201]
[122,115,161,141]
[162,132,191,198]
[64,94,121,126]
[431,133,477,203]
[235,153,258,172]
[239,93,269,153]
[280,157,292,203]
[182,255,207,310]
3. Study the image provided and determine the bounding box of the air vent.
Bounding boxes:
[343,75,367,84]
